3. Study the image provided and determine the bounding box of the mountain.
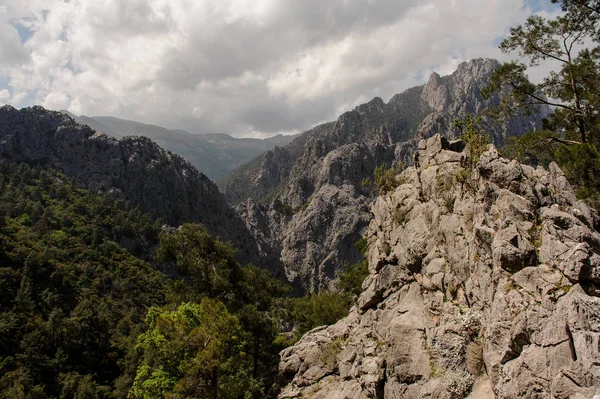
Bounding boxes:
[220,58,550,293]
[278,134,600,399]
[64,114,297,180]
[0,105,280,273]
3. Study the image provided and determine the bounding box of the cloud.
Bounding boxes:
[0,0,557,137]
[0,88,10,103]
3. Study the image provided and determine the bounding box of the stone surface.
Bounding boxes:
[224,58,550,293]
[278,135,600,398]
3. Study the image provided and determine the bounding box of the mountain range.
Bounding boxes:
[0,105,281,275]
[1,57,600,399]
[0,58,550,294]
[60,112,297,181]
[220,58,550,292]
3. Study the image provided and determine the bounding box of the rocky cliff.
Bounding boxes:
[278,135,600,399]
[222,58,550,292]
[0,105,277,270]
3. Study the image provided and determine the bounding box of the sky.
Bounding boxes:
[0,0,560,138]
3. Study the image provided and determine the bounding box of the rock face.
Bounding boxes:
[0,105,277,270]
[221,58,550,292]
[278,135,600,398]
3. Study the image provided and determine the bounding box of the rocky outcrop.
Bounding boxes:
[278,135,600,398]
[224,58,550,293]
[0,105,278,270]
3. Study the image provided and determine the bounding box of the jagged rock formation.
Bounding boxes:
[278,135,600,399]
[222,58,549,292]
[0,105,278,271]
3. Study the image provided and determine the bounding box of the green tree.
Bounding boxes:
[336,238,369,298]
[156,224,240,301]
[236,265,289,384]
[484,0,600,208]
[130,299,259,399]
[373,162,404,195]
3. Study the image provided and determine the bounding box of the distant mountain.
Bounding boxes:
[61,114,297,180]
[0,105,281,274]
[220,58,551,293]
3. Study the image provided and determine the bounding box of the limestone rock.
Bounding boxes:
[226,58,549,293]
[278,134,600,398]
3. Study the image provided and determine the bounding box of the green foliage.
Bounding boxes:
[156,223,239,300]
[336,238,369,298]
[273,200,295,217]
[285,291,350,339]
[319,337,346,369]
[0,161,290,399]
[336,259,369,298]
[0,161,166,398]
[454,116,490,168]
[285,238,369,340]
[152,228,290,397]
[130,299,261,399]
[485,2,600,210]
[354,237,368,255]
[373,162,405,195]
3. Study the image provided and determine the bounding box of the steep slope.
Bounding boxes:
[0,105,276,271]
[278,134,600,399]
[69,114,297,180]
[223,58,549,292]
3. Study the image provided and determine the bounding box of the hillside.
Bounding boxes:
[0,161,292,398]
[0,105,280,272]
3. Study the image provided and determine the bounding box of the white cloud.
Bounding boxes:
[0,0,558,137]
[0,88,10,103]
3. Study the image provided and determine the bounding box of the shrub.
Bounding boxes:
[454,116,489,168]
[444,370,475,399]
[466,341,484,375]
[373,162,405,195]
[319,337,345,369]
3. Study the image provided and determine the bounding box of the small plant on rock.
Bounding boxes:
[373,162,405,195]
[319,337,346,369]
[444,370,475,399]
[454,115,490,168]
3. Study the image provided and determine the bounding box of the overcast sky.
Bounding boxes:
[0,0,559,138]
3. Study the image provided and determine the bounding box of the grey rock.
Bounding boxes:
[278,134,600,398]
[67,113,297,181]
[227,59,550,293]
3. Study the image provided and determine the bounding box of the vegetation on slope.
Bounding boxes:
[0,160,369,398]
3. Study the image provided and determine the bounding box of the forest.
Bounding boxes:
[0,161,366,398]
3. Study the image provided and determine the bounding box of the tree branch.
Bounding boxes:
[526,37,569,64]
[509,82,575,110]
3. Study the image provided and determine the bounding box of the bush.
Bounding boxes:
[286,291,350,339]
[444,370,475,399]
[454,116,489,168]
[373,162,404,195]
